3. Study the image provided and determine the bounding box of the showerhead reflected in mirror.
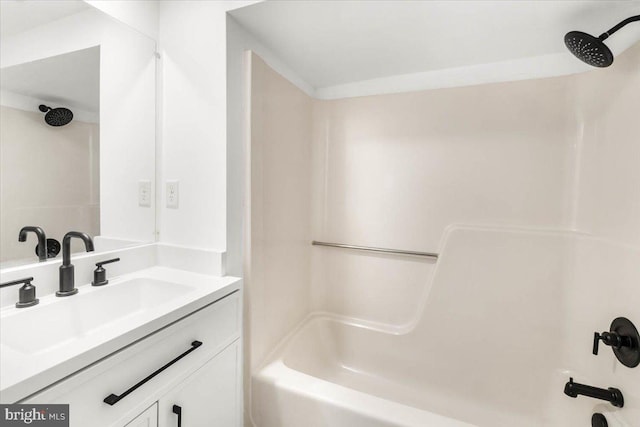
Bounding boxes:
[39,105,75,127]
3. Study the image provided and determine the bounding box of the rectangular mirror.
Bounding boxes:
[0,0,156,268]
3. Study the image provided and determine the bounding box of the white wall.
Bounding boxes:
[573,42,640,247]
[157,1,230,252]
[226,12,316,277]
[309,74,577,325]
[1,8,157,245]
[245,41,639,332]
[247,52,313,370]
[157,1,277,262]
[245,55,580,329]
[80,1,273,273]
[86,0,298,270]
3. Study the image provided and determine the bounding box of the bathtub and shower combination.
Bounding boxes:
[252,227,639,427]
[245,8,640,427]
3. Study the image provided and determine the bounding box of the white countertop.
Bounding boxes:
[0,266,241,403]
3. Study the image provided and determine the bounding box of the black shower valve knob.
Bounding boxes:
[593,331,633,355]
[593,318,640,368]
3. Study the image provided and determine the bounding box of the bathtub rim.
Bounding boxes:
[252,355,479,427]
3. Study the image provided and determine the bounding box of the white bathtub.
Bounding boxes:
[254,315,634,427]
[252,228,637,427]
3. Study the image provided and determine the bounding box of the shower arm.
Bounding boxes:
[599,15,640,41]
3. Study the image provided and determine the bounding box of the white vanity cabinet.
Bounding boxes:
[23,290,241,427]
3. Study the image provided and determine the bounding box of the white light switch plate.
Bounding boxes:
[138,180,151,207]
[166,180,179,208]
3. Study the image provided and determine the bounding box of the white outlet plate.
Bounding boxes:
[138,180,151,207]
[166,180,179,208]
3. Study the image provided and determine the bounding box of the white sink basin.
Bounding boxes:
[0,266,241,403]
[1,278,194,355]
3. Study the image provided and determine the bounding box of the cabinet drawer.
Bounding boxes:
[25,290,240,427]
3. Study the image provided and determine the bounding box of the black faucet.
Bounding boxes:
[57,231,94,297]
[18,226,47,262]
[564,377,624,408]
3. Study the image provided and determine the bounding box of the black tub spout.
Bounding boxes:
[564,377,624,408]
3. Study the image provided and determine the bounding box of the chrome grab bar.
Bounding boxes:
[311,241,438,259]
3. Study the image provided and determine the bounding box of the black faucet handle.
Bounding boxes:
[0,277,34,288]
[593,332,607,355]
[96,257,120,268]
[92,258,121,286]
[0,277,39,308]
[593,331,633,355]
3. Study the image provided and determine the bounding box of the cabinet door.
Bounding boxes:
[158,342,239,427]
[124,403,158,427]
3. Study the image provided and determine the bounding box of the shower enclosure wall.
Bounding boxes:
[246,42,640,427]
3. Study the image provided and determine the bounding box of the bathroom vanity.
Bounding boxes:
[0,263,242,427]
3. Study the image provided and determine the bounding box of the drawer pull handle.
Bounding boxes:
[173,404,182,427]
[103,340,203,406]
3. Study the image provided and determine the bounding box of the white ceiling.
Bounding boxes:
[230,1,640,94]
[0,0,90,38]
[1,46,100,115]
